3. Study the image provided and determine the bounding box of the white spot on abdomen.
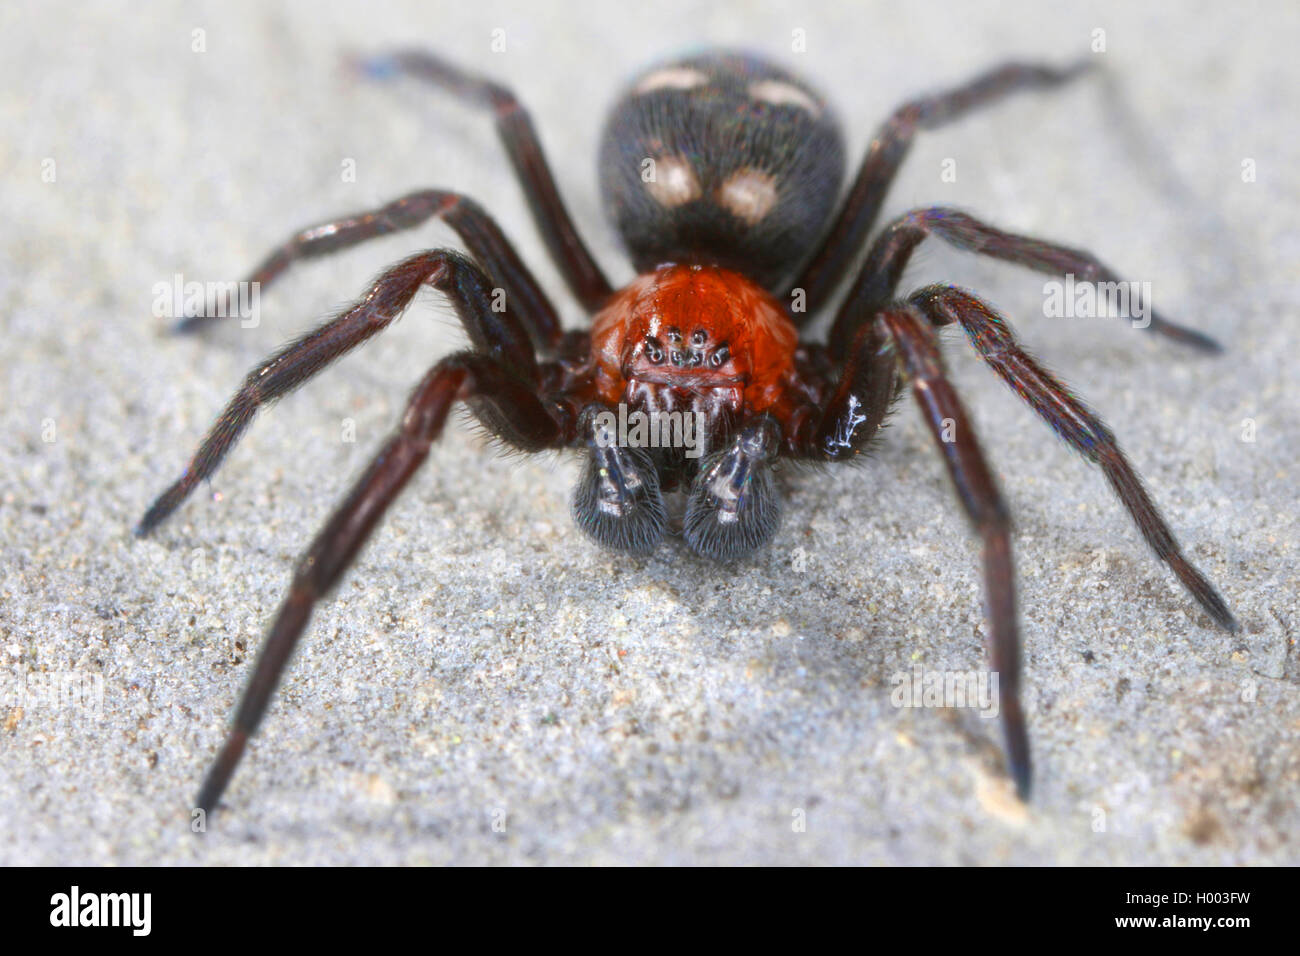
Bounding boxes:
[717,167,779,225]
[748,79,821,116]
[636,67,710,95]
[645,155,702,208]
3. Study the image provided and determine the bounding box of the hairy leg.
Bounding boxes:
[783,60,1091,319]
[909,283,1236,631]
[831,207,1222,353]
[799,322,900,459]
[138,249,538,535]
[876,305,1029,798]
[195,351,562,813]
[359,49,613,311]
[176,191,562,350]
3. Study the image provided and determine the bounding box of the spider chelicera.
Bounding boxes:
[138,47,1237,816]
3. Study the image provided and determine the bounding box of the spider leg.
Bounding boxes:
[137,249,538,535]
[875,306,1029,798]
[909,283,1237,631]
[801,322,900,459]
[571,405,669,556]
[683,416,784,560]
[783,60,1092,318]
[830,206,1222,353]
[175,191,562,351]
[357,49,613,311]
[195,351,563,813]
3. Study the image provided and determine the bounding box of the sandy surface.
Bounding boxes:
[1,0,1297,864]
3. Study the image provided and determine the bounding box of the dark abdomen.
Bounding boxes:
[598,50,846,289]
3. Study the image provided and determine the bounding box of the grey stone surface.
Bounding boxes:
[1,0,1296,864]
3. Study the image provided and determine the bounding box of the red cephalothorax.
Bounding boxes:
[589,264,799,428]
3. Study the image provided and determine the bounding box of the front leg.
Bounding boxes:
[909,283,1236,631]
[875,306,1029,798]
[196,352,562,814]
[799,323,900,460]
[683,416,784,560]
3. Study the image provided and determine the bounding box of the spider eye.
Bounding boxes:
[669,349,684,366]
[643,336,665,364]
[690,329,708,347]
[709,345,730,367]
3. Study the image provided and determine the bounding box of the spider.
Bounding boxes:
[138,47,1237,816]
